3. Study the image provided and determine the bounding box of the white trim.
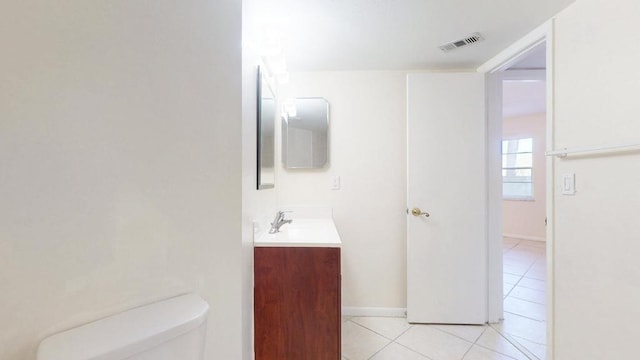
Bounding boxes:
[503,233,546,242]
[477,22,550,74]
[342,307,407,318]
[485,71,503,323]
[544,19,556,360]
[478,19,555,358]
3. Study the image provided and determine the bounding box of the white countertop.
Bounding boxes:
[254,217,342,248]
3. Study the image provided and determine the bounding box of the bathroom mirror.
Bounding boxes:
[257,66,275,189]
[281,98,329,169]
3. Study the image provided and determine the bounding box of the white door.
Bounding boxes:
[407,72,487,324]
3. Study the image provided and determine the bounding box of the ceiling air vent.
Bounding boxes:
[439,32,484,52]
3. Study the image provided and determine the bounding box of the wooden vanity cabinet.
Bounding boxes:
[254,246,341,360]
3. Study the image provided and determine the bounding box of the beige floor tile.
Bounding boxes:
[511,335,547,360]
[432,324,487,343]
[502,236,546,358]
[342,320,391,360]
[503,263,529,276]
[503,256,535,267]
[503,273,522,285]
[396,325,473,360]
[517,277,546,292]
[503,253,537,266]
[462,345,518,360]
[504,249,539,258]
[494,312,546,344]
[503,238,519,249]
[509,286,546,305]
[504,297,546,321]
[503,283,516,298]
[369,343,430,360]
[350,316,412,340]
[513,245,545,254]
[475,327,529,360]
[518,240,546,249]
[529,260,546,272]
[524,269,546,281]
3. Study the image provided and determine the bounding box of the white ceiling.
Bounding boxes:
[245,0,574,71]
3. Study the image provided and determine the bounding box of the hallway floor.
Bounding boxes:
[499,238,547,359]
[341,238,547,360]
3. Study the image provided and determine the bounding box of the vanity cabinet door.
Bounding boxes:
[254,247,341,360]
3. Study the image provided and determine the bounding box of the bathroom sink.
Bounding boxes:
[255,218,341,248]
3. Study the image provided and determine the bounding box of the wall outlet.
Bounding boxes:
[331,176,341,190]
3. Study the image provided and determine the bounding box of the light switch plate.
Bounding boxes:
[562,173,576,195]
[331,175,340,190]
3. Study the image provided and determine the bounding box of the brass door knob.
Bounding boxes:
[410,208,430,217]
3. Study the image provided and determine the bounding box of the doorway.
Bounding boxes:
[500,50,549,359]
[485,36,553,360]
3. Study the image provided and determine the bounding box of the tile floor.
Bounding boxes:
[341,238,547,360]
[498,238,547,360]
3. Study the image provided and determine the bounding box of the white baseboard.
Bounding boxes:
[503,233,546,242]
[342,307,407,317]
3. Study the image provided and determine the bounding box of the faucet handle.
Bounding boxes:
[272,210,292,225]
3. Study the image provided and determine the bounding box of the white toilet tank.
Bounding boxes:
[37,294,209,360]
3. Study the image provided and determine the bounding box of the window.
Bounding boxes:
[502,138,533,200]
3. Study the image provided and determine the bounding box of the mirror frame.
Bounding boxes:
[257,66,275,189]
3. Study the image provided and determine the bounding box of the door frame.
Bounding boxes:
[478,19,555,359]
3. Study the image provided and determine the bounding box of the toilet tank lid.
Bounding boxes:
[37,294,209,360]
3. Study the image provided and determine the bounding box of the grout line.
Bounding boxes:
[504,282,517,298]
[501,239,547,359]
[460,344,474,360]
[391,322,414,341]
[508,293,546,306]
[347,319,395,341]
[510,333,548,347]
[459,326,491,360]
[505,294,547,308]
[514,283,546,292]
[489,324,541,360]
[388,341,436,360]
[348,317,411,342]
[358,321,435,360]
[427,324,483,345]
[468,326,528,360]
[344,319,392,359]
[502,309,546,324]
[473,343,524,360]
[473,326,489,343]
[366,340,393,360]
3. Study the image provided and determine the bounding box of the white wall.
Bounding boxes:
[503,113,546,241]
[0,1,244,359]
[278,72,407,310]
[553,0,640,358]
[241,6,278,359]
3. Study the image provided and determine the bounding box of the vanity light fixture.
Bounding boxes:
[283,100,297,118]
[259,25,289,84]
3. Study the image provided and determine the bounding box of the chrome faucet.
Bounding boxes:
[269,211,292,234]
